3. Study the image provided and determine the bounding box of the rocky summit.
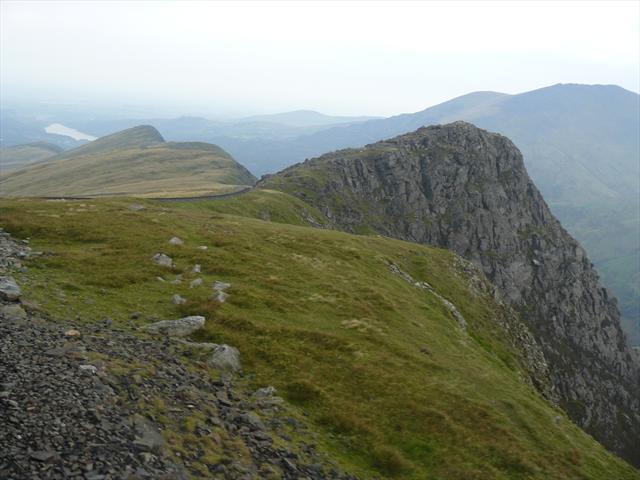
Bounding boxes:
[260,121,640,466]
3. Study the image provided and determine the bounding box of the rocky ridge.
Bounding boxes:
[260,121,640,466]
[0,228,358,479]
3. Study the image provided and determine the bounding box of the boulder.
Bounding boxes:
[151,253,173,268]
[171,294,186,305]
[143,316,205,337]
[189,278,203,289]
[0,276,21,301]
[208,344,241,373]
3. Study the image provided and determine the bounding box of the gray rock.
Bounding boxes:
[192,264,201,273]
[213,290,228,303]
[132,414,165,452]
[0,276,21,301]
[197,246,208,250]
[0,304,27,322]
[171,294,186,305]
[79,364,98,374]
[254,386,277,398]
[151,253,173,268]
[189,278,203,289]
[128,203,145,211]
[143,316,205,337]
[213,281,230,291]
[168,237,184,246]
[208,344,241,373]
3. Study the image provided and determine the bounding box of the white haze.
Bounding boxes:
[1,0,639,117]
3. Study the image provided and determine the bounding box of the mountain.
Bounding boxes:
[0,141,63,171]
[238,110,380,127]
[260,122,640,467]
[249,84,640,345]
[0,109,86,149]
[1,191,639,479]
[0,126,256,198]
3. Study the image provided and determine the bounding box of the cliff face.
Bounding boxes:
[260,121,640,466]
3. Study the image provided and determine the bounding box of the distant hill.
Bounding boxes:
[0,125,256,198]
[237,109,380,127]
[0,142,63,171]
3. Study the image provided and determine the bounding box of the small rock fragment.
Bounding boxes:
[189,278,203,289]
[128,203,145,211]
[168,237,184,246]
[192,264,201,273]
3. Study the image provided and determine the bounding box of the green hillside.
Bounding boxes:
[0,126,256,198]
[0,192,637,479]
[0,141,63,171]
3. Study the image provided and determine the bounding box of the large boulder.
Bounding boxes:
[142,316,205,337]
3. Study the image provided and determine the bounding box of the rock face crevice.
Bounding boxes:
[261,121,640,466]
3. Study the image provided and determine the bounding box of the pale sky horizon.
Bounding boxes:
[1,0,639,118]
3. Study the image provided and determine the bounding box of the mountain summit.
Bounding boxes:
[260,121,640,466]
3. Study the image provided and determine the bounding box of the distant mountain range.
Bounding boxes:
[0,126,255,198]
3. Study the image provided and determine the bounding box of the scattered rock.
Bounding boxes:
[151,253,173,268]
[212,281,231,303]
[64,329,82,339]
[0,303,27,322]
[192,264,201,273]
[132,414,165,452]
[171,294,186,305]
[143,316,205,337]
[170,275,183,285]
[0,276,21,301]
[128,203,145,211]
[130,312,141,320]
[213,281,231,291]
[254,386,277,398]
[189,278,203,289]
[168,237,184,246]
[197,246,208,250]
[208,344,241,374]
[30,450,58,462]
[79,364,98,374]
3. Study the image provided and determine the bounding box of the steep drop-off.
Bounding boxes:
[260,122,640,466]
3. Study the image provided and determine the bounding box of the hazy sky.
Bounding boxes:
[1,0,639,117]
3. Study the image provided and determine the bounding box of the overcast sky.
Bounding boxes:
[1,0,639,117]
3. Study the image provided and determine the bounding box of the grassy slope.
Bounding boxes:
[0,143,256,198]
[0,192,637,479]
[0,142,63,171]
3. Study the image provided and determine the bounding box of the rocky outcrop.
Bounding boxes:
[260,121,640,466]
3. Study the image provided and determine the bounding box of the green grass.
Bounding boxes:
[0,192,637,479]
